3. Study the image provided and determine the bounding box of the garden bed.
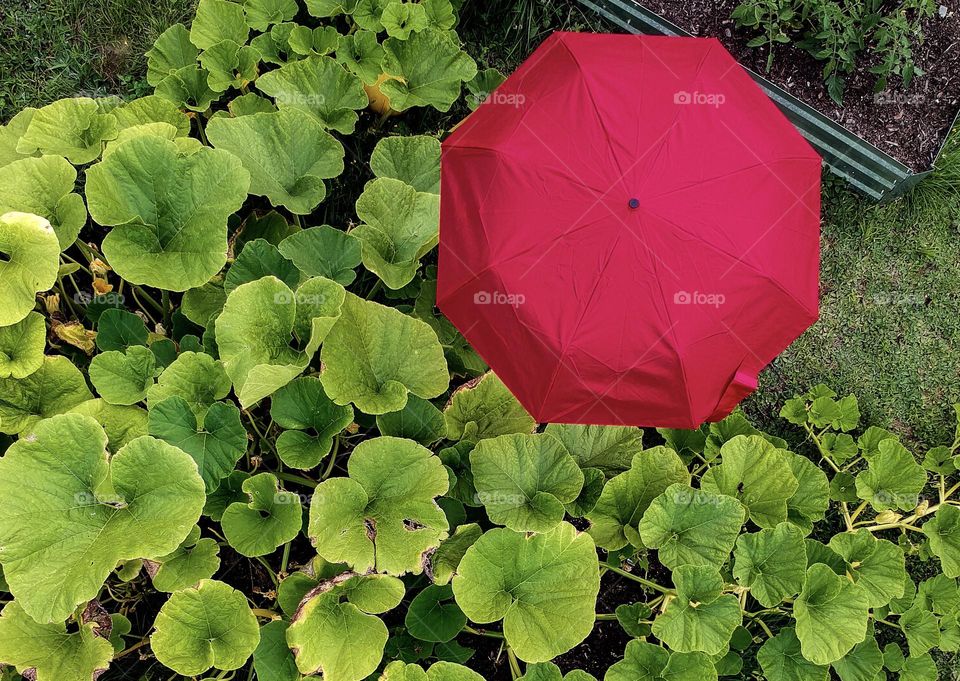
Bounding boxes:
[640,0,960,172]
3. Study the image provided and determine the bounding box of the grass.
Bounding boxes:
[1,0,958,448]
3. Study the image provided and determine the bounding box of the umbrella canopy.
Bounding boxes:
[437,32,821,429]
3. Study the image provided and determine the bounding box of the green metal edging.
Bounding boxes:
[577,0,958,202]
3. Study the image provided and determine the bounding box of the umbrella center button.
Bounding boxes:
[628,197,640,210]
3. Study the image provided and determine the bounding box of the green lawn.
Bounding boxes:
[3,0,958,447]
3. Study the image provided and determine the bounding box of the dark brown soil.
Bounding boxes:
[643,0,960,170]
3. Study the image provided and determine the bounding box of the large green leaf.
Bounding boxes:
[470,433,583,532]
[244,0,299,30]
[380,29,477,111]
[145,350,232,420]
[899,604,940,657]
[0,601,114,681]
[224,238,301,294]
[222,473,303,556]
[151,579,260,675]
[924,504,960,578]
[89,345,156,405]
[278,225,362,285]
[308,436,448,574]
[190,0,250,49]
[216,276,346,407]
[652,565,741,655]
[200,40,260,92]
[0,311,46,379]
[155,65,219,112]
[638,483,746,570]
[353,177,439,289]
[320,293,448,414]
[828,530,906,607]
[700,435,799,528]
[544,423,644,476]
[855,439,926,512]
[0,413,205,623]
[785,453,830,534]
[443,372,535,442]
[271,376,354,469]
[86,135,250,291]
[17,98,117,164]
[335,29,384,84]
[452,523,600,662]
[0,212,60,326]
[376,394,445,445]
[256,55,368,134]
[147,525,221,592]
[146,24,199,85]
[0,108,38,168]
[68,399,149,453]
[405,583,466,643]
[793,563,870,665]
[733,522,807,607]
[0,355,92,434]
[428,522,482,586]
[756,628,828,681]
[112,95,192,136]
[207,109,345,214]
[286,572,404,680]
[0,155,86,249]
[148,395,247,492]
[605,639,718,681]
[586,446,688,550]
[831,636,883,681]
[370,134,441,193]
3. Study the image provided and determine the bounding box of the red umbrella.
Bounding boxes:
[437,32,820,429]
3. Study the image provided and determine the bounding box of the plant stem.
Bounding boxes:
[605,565,673,594]
[321,437,341,480]
[279,541,292,575]
[276,471,318,489]
[161,290,171,331]
[506,645,522,680]
[804,423,840,472]
[251,607,280,620]
[462,625,504,639]
[113,638,150,660]
[595,613,619,621]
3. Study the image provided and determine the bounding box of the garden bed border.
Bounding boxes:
[576,0,960,202]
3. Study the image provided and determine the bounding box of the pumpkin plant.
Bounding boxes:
[0,0,959,680]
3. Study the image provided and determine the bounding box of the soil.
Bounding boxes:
[641,0,960,170]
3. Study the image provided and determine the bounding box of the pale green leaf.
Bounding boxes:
[0,155,86,249]
[222,473,302,556]
[278,225,362,285]
[17,98,117,164]
[828,529,906,607]
[0,212,60,326]
[380,29,477,112]
[371,135,441,193]
[794,563,870,665]
[146,24,199,86]
[444,372,535,442]
[89,345,156,405]
[0,355,92,435]
[190,0,250,49]
[733,522,807,607]
[0,312,46,379]
[855,439,926,512]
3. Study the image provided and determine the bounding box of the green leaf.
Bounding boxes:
[208,109,345,214]
[305,0,359,16]
[271,376,354,469]
[148,395,247,492]
[900,604,940,657]
[828,530,906,607]
[278,225,362,285]
[794,563,870,665]
[190,0,249,49]
[244,0,299,30]
[146,350,231,419]
[422,0,457,30]
[254,620,300,681]
[756,627,828,681]
[923,504,960,578]
[353,0,392,31]
[639,483,746,570]
[289,25,342,57]
[371,135,441,193]
[470,433,583,532]
[0,312,46,379]
[586,446,688,550]
[899,653,938,681]
[428,522,482,586]
[89,345,156,405]
[147,525,221,592]
[518,662,597,681]
[605,639,718,681]
[354,177,439,289]
[376,394,445,445]
[0,155,86,249]
[68,399,149,453]
[152,579,260,675]
[544,423,644,476]
[831,636,883,681]
[229,92,278,116]
[308,436,448,574]
[200,40,260,92]
[257,55,368,134]
[733,522,807,607]
[86,135,250,291]
[216,276,346,407]
[147,24,199,86]
[155,65,219,112]
[382,660,485,680]
[112,95,191,136]
[855,439,926,512]
[0,413,205,622]
[182,282,227,326]
[700,435,799,528]
[225,238,301,294]
[452,523,600,662]
[381,1,427,39]
[95,308,148,352]
[320,293,448,414]
[0,601,114,681]
[205,470,251,521]
[286,572,404,680]
[444,372,535,442]
[464,67,506,110]
[222,473,302,556]
[785,453,830,534]
[405,584,466,643]
[17,98,117,164]
[380,29,477,112]
[0,212,60,326]
[0,108,37,168]
[335,29,385,84]
[0,355,92,435]
[652,565,741,655]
